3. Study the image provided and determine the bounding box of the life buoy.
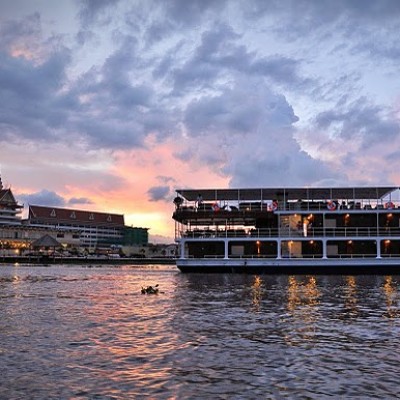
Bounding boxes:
[271,201,278,211]
[212,202,220,212]
[385,201,395,209]
[327,201,337,211]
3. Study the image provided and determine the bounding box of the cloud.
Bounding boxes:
[147,186,171,202]
[0,13,47,62]
[18,189,66,207]
[156,176,177,184]
[168,23,307,95]
[78,0,121,26]
[313,100,400,147]
[68,197,93,205]
[0,27,177,150]
[184,78,299,137]
[0,43,72,143]
[178,77,334,187]
[4,0,400,239]
[164,0,227,26]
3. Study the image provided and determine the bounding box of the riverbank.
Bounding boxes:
[0,255,177,265]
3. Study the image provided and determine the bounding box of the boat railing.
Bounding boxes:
[174,200,398,214]
[180,226,400,239]
[328,253,381,259]
[203,255,225,259]
[184,253,392,260]
[229,254,279,259]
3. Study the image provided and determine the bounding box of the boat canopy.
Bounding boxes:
[176,187,398,202]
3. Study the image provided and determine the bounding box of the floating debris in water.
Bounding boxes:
[141,284,159,294]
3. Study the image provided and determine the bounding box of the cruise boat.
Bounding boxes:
[172,187,400,274]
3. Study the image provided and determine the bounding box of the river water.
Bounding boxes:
[1,264,399,399]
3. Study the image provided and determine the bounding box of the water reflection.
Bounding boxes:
[251,275,263,311]
[383,276,400,319]
[284,276,321,345]
[1,266,400,399]
[343,276,358,317]
[287,276,320,311]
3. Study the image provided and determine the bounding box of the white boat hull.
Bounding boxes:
[176,257,400,274]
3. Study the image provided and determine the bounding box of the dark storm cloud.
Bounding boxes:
[0,49,72,141]
[178,78,333,187]
[156,176,177,184]
[184,82,299,137]
[315,101,400,147]
[169,24,306,93]
[78,0,121,25]
[245,0,400,28]
[239,0,400,77]
[68,197,93,205]
[0,13,41,50]
[163,0,227,26]
[3,0,400,191]
[250,56,306,86]
[147,186,171,202]
[0,22,177,149]
[71,73,175,148]
[228,149,331,188]
[18,190,66,207]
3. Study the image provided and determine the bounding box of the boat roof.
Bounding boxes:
[176,187,399,202]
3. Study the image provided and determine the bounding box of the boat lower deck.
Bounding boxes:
[176,257,400,274]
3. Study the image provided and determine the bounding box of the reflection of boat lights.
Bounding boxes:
[383,276,399,318]
[343,276,358,316]
[285,276,321,344]
[287,276,320,311]
[251,275,263,310]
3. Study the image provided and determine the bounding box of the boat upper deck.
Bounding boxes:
[176,187,397,202]
[173,186,400,225]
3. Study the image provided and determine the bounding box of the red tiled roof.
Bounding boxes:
[28,205,125,226]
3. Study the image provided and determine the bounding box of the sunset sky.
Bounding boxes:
[1,1,400,242]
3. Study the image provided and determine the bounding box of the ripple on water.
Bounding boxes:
[1,267,400,399]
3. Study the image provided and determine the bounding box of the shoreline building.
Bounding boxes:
[26,205,149,250]
[0,177,79,252]
[0,175,23,225]
[0,173,149,253]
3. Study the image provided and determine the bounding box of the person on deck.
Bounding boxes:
[196,194,203,210]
